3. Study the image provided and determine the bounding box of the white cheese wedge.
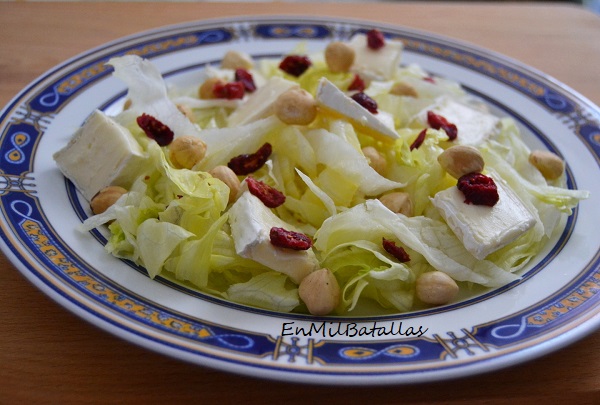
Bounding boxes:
[418,96,500,145]
[227,76,298,127]
[347,33,403,81]
[315,77,399,142]
[431,175,536,260]
[228,190,319,284]
[53,110,146,201]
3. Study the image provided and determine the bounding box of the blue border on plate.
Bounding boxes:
[1,17,599,380]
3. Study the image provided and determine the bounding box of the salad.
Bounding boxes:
[54,29,589,316]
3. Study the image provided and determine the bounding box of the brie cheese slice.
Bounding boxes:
[228,190,319,284]
[347,33,403,81]
[418,96,500,146]
[315,77,399,142]
[53,110,146,201]
[431,175,536,260]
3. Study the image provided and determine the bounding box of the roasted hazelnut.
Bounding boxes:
[208,165,241,204]
[198,77,223,100]
[169,136,207,169]
[324,41,355,73]
[529,150,565,180]
[220,50,254,70]
[437,145,485,179]
[274,87,317,125]
[90,186,127,215]
[390,82,418,98]
[416,271,459,305]
[299,268,340,316]
[379,192,413,217]
[362,146,387,175]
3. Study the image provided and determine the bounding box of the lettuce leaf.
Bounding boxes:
[304,128,405,196]
[108,55,203,139]
[482,119,589,215]
[315,200,518,289]
[226,272,299,312]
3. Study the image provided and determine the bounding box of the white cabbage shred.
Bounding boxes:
[62,40,589,316]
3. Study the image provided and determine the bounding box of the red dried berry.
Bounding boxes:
[457,172,499,206]
[270,227,312,250]
[427,111,458,141]
[351,92,378,114]
[246,177,286,208]
[213,81,245,99]
[234,68,256,93]
[348,74,366,92]
[410,129,427,151]
[136,113,174,146]
[366,29,385,50]
[279,55,312,77]
[227,143,272,175]
[382,238,411,262]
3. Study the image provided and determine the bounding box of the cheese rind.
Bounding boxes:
[347,34,403,81]
[431,175,536,260]
[419,96,500,145]
[228,190,319,284]
[53,110,146,201]
[315,77,399,142]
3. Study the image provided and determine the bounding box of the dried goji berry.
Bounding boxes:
[213,81,245,99]
[427,111,457,141]
[235,68,256,93]
[382,238,411,262]
[246,177,286,208]
[351,92,378,114]
[227,143,272,175]
[366,29,385,50]
[136,113,174,146]
[410,129,427,151]
[279,55,312,77]
[457,172,499,206]
[270,227,312,250]
[348,74,366,92]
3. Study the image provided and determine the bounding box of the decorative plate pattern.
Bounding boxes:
[1,16,599,385]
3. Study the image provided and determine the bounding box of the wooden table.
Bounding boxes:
[1,2,600,403]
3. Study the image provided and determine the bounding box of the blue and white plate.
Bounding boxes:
[1,16,599,385]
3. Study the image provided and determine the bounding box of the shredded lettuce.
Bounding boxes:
[108,55,203,139]
[69,49,589,316]
[481,120,589,214]
[315,200,518,288]
[226,272,300,312]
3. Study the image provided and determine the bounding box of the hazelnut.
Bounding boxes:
[379,192,413,216]
[437,145,485,179]
[416,271,459,305]
[299,268,340,316]
[208,165,241,204]
[529,150,565,180]
[324,41,355,73]
[198,77,223,100]
[390,82,418,98]
[274,87,317,125]
[90,186,127,215]
[220,50,254,70]
[362,146,387,175]
[169,136,207,169]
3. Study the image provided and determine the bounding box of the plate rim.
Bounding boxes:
[1,14,599,385]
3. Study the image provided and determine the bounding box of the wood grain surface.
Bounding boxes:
[1,2,600,404]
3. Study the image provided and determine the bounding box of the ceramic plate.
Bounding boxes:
[1,16,599,385]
